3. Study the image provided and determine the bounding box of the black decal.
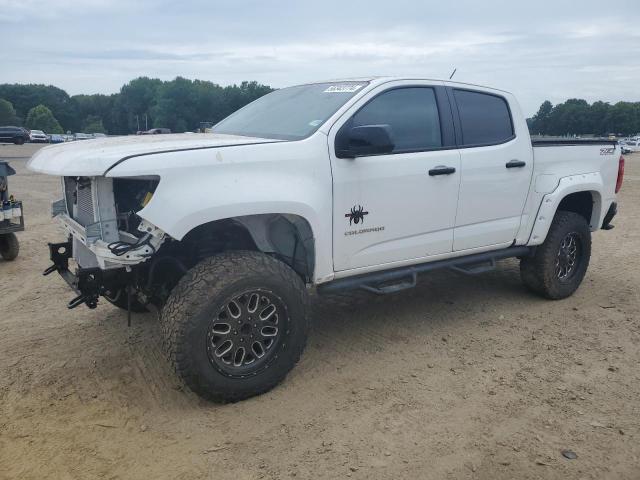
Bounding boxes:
[345,205,369,225]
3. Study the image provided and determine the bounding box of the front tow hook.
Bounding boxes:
[68,293,98,310]
[43,264,58,276]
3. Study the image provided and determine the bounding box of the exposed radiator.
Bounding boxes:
[75,181,95,226]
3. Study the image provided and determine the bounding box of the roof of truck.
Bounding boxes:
[300,76,512,95]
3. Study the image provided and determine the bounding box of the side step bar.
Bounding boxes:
[318,246,532,295]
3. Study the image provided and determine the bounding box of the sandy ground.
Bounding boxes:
[0,143,638,480]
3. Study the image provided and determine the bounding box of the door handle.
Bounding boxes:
[506,159,526,168]
[428,166,456,176]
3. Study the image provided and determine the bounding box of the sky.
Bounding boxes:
[1,0,639,116]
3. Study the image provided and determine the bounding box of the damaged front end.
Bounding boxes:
[44,176,173,312]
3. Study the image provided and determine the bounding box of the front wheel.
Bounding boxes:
[0,233,19,261]
[520,211,591,299]
[160,251,309,402]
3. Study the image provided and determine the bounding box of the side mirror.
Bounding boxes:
[336,124,395,158]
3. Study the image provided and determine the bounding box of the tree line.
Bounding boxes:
[528,99,640,137]
[0,77,273,135]
[1,78,639,137]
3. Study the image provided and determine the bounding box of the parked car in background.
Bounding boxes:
[139,128,171,135]
[49,134,66,144]
[91,133,107,138]
[622,139,640,152]
[73,133,93,141]
[0,126,30,145]
[29,129,49,143]
[619,142,631,154]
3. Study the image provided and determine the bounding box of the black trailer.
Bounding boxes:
[0,162,24,261]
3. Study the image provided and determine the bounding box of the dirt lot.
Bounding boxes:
[0,143,638,480]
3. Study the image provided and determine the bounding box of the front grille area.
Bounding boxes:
[75,181,95,226]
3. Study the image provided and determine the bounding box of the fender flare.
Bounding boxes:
[528,172,603,246]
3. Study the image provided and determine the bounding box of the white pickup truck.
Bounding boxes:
[28,77,624,402]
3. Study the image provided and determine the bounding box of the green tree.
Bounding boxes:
[0,78,275,134]
[0,84,76,131]
[25,104,63,133]
[0,98,18,125]
[529,100,553,135]
[73,93,117,134]
[82,115,106,134]
[529,98,640,136]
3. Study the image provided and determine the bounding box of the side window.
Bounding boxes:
[352,87,442,152]
[453,89,514,146]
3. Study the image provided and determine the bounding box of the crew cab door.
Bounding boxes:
[449,88,534,251]
[329,82,461,271]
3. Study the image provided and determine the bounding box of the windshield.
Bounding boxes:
[213,81,369,140]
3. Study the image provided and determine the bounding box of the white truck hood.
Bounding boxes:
[27,133,280,176]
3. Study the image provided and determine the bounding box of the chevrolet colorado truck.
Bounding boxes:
[28,77,624,402]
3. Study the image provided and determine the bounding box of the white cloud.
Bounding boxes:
[1,0,638,115]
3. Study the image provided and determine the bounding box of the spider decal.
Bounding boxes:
[345,205,369,225]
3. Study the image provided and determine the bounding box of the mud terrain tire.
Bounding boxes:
[520,211,591,300]
[161,251,309,402]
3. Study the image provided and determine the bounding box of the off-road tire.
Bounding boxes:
[520,211,591,299]
[160,251,309,402]
[0,233,19,261]
[103,290,149,313]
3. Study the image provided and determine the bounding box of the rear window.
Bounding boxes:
[453,89,514,146]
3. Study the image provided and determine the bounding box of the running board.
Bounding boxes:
[318,246,532,295]
[450,259,496,275]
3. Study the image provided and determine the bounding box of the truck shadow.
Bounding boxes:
[309,258,527,333]
[21,259,532,412]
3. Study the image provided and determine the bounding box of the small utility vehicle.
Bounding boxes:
[0,162,23,261]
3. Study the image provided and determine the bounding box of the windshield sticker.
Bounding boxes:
[324,84,364,93]
[308,119,322,127]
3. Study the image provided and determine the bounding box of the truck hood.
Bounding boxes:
[27,133,281,176]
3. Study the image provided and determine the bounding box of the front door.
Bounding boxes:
[329,84,461,272]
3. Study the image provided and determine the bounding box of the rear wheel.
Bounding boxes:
[0,233,19,261]
[14,137,24,145]
[520,211,591,299]
[160,251,309,402]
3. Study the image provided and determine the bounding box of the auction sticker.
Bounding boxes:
[324,84,364,93]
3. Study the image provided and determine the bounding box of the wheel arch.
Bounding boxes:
[181,213,316,282]
[556,190,602,228]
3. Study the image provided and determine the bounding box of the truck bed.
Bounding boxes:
[531,138,617,147]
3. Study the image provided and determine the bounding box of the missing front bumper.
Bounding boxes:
[43,240,118,309]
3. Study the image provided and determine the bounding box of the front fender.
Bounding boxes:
[528,172,603,246]
[106,135,335,282]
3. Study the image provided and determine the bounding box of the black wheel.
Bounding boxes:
[160,251,309,402]
[0,233,19,261]
[14,137,24,145]
[103,289,149,313]
[520,211,591,299]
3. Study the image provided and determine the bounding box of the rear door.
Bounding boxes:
[329,82,461,271]
[449,88,534,251]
